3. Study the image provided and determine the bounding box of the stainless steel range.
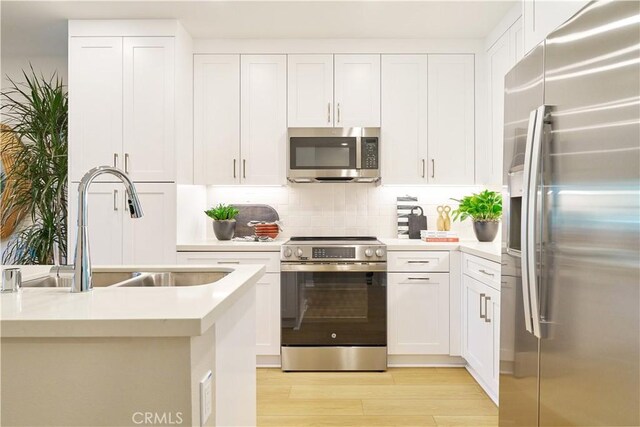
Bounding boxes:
[280,237,387,371]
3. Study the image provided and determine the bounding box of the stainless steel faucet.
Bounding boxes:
[52,166,143,292]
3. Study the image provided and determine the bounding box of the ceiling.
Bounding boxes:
[1,0,516,57]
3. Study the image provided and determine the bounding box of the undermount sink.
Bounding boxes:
[21,271,141,288]
[20,270,229,288]
[117,271,228,287]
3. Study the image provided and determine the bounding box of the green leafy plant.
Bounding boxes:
[205,204,239,221]
[1,66,68,264]
[451,190,502,222]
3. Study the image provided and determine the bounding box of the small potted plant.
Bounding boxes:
[205,204,240,241]
[451,190,502,242]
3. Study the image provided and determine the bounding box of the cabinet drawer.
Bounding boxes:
[463,253,500,290]
[176,251,280,273]
[388,251,450,272]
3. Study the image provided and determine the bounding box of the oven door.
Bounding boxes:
[281,263,387,346]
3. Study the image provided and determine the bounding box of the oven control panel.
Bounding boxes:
[312,247,356,259]
[282,244,386,262]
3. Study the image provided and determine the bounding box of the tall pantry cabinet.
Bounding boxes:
[67,21,186,264]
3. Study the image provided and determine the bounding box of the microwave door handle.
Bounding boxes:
[355,136,362,169]
[521,108,538,336]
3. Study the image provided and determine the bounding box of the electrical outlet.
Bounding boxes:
[200,370,213,426]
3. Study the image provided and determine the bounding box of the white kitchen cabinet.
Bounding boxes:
[381,55,428,185]
[240,55,287,185]
[193,54,240,185]
[462,257,501,401]
[334,54,381,127]
[69,37,123,182]
[68,183,175,265]
[176,251,281,358]
[67,183,124,265]
[122,183,176,265]
[523,0,589,54]
[69,36,175,183]
[480,18,524,185]
[123,37,175,182]
[388,273,450,355]
[427,55,475,184]
[287,55,334,127]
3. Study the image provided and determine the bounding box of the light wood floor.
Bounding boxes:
[257,367,498,427]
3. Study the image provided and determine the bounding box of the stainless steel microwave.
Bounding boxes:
[287,128,380,183]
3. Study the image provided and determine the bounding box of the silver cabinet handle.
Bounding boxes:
[113,189,118,211]
[217,261,240,265]
[233,159,237,179]
[327,102,331,123]
[243,159,246,179]
[337,103,341,123]
[431,159,435,178]
[478,269,495,277]
[124,153,130,174]
[422,159,425,178]
[484,296,492,323]
[113,153,119,168]
[408,260,430,264]
[480,293,486,319]
[407,277,430,281]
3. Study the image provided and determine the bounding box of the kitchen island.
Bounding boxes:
[0,264,265,427]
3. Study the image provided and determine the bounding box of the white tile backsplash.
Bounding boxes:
[194,183,487,240]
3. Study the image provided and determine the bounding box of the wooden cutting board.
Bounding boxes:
[230,204,280,237]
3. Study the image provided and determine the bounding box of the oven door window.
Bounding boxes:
[289,137,357,170]
[281,271,386,346]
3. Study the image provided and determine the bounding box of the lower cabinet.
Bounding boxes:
[176,251,281,359]
[388,272,450,355]
[67,182,176,265]
[462,273,500,400]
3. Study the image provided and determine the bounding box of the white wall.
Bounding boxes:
[1,55,68,90]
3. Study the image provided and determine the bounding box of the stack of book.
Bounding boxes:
[420,230,459,242]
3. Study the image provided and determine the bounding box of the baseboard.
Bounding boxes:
[387,354,466,367]
[257,355,281,367]
[465,364,499,405]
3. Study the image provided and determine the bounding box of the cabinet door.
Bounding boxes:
[462,275,492,377]
[193,55,240,185]
[69,37,123,182]
[122,183,176,264]
[123,37,175,182]
[381,55,428,184]
[256,273,281,356]
[240,55,287,185]
[334,54,381,127]
[511,17,524,63]
[388,273,450,355]
[523,0,589,54]
[67,183,123,265]
[427,55,475,184]
[287,55,334,127]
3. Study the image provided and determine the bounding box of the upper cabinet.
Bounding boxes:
[287,54,381,128]
[381,54,475,185]
[479,18,523,186]
[69,34,176,182]
[334,54,381,127]
[287,55,334,127]
[523,0,589,54]
[193,54,240,185]
[427,55,475,185]
[240,55,287,185]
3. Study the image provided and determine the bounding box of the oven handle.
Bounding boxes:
[281,262,387,273]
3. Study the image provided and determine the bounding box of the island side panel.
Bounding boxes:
[214,282,257,426]
[1,336,192,426]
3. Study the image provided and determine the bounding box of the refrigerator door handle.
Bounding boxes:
[523,105,548,339]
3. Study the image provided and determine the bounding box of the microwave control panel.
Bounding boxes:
[362,138,379,169]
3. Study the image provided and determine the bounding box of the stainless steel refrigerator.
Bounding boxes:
[500,1,639,426]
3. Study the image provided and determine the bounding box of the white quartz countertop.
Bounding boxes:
[0,264,265,338]
[177,238,285,252]
[177,237,501,263]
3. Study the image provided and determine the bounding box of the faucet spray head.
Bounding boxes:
[126,190,144,218]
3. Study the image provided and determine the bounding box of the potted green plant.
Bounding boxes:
[451,190,502,242]
[205,204,240,240]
